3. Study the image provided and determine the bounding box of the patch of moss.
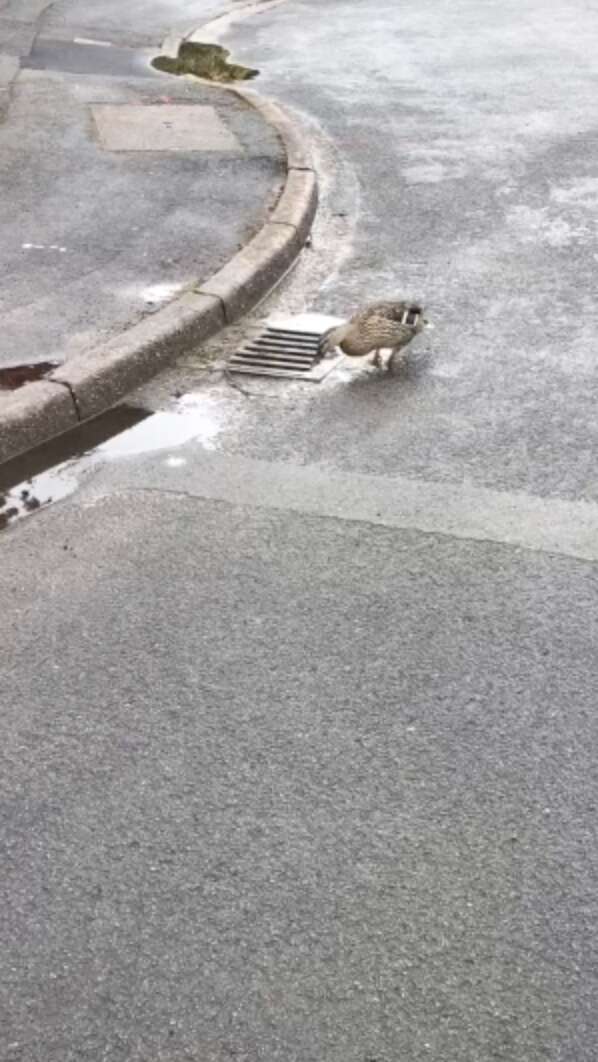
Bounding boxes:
[152,41,259,82]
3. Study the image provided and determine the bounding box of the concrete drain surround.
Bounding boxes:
[227,313,344,380]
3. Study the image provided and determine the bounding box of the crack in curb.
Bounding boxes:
[50,377,82,421]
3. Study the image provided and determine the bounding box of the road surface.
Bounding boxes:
[3,1,598,1059]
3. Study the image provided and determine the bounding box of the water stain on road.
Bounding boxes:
[0,361,59,390]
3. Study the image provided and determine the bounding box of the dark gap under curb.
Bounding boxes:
[0,405,150,498]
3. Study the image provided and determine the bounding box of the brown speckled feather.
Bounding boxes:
[318,298,426,362]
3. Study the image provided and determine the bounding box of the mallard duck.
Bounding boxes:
[318,299,429,370]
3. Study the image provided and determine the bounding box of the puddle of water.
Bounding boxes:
[0,470,80,530]
[0,391,231,531]
[99,393,228,457]
[0,361,59,390]
[140,283,184,309]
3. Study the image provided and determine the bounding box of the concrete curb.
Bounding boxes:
[0,89,317,464]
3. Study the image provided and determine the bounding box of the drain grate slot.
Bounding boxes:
[244,343,315,357]
[242,357,314,368]
[245,341,317,354]
[227,314,345,381]
[261,330,321,343]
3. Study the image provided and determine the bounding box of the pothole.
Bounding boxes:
[152,41,258,82]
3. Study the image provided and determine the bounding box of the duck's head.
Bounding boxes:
[318,323,348,358]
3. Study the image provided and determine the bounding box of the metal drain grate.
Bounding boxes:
[227,313,344,380]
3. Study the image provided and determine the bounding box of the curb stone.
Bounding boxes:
[51,292,224,423]
[0,382,80,463]
[233,89,313,171]
[0,87,317,464]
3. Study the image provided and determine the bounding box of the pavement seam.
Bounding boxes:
[0,81,317,464]
[0,54,21,120]
[81,446,598,564]
[85,484,598,567]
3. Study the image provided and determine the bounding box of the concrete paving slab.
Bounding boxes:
[92,102,243,152]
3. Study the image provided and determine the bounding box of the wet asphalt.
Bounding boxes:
[3,1,598,1060]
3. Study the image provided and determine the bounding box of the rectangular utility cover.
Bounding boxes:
[227,313,345,380]
[92,104,242,152]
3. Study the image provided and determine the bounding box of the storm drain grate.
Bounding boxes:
[227,313,345,380]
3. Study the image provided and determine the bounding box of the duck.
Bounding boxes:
[318,299,429,370]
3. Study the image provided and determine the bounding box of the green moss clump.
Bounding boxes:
[152,41,259,82]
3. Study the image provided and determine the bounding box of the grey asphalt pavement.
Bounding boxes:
[3,1,598,1060]
[3,486,598,1062]
[34,0,238,48]
[0,0,283,370]
[225,0,598,501]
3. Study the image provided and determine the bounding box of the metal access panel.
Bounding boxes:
[227,313,345,380]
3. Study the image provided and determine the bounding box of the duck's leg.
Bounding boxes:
[371,349,382,368]
[387,346,406,372]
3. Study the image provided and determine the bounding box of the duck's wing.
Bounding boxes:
[343,315,415,353]
[352,299,414,325]
[387,321,418,347]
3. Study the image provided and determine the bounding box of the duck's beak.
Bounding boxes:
[423,319,435,331]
